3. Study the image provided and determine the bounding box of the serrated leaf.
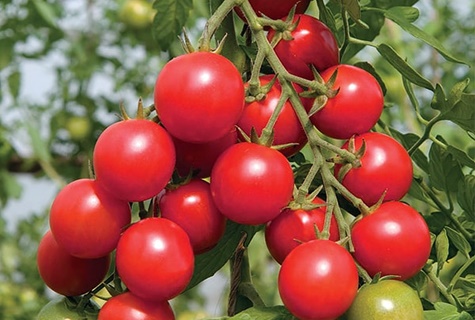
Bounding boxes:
[431,83,448,111]
[32,0,59,28]
[186,221,260,290]
[383,7,466,64]
[428,142,464,192]
[377,43,434,91]
[442,93,475,133]
[354,61,387,96]
[152,0,193,51]
[424,302,467,320]
[445,227,472,259]
[435,229,449,272]
[458,175,475,217]
[208,306,295,320]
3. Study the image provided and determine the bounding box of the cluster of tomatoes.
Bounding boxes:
[36,1,432,319]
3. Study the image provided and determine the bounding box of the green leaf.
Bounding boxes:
[377,43,434,91]
[186,221,260,290]
[342,0,361,22]
[32,0,59,28]
[383,7,466,64]
[7,70,21,100]
[458,175,475,219]
[389,129,429,171]
[431,84,449,112]
[152,0,193,51]
[208,306,295,320]
[354,61,387,96]
[0,170,22,207]
[386,6,420,22]
[445,227,471,259]
[316,0,338,40]
[0,39,14,70]
[442,93,475,133]
[424,302,471,320]
[428,142,464,193]
[435,229,449,272]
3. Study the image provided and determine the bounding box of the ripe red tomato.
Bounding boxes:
[310,64,384,139]
[278,239,358,320]
[334,132,413,206]
[98,292,174,320]
[158,179,227,254]
[172,128,237,178]
[267,14,339,80]
[154,52,245,143]
[265,197,340,264]
[115,218,194,301]
[210,142,294,225]
[37,231,110,296]
[49,179,131,259]
[351,201,431,281]
[235,0,311,21]
[238,75,308,157]
[93,118,175,202]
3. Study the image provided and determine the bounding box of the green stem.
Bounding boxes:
[407,115,441,155]
[424,266,458,307]
[199,0,238,51]
[448,255,475,291]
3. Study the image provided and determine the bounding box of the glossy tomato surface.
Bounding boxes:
[37,231,110,297]
[334,132,413,206]
[265,197,340,264]
[346,280,424,320]
[210,142,294,225]
[238,75,308,157]
[268,14,339,80]
[98,292,174,320]
[93,119,175,202]
[154,52,244,143]
[310,64,384,139]
[115,218,194,301]
[278,239,358,320]
[159,179,227,254]
[50,178,131,259]
[351,201,431,280]
[235,0,310,20]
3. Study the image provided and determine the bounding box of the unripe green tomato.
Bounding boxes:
[118,0,155,29]
[65,116,92,141]
[37,297,98,320]
[346,280,424,320]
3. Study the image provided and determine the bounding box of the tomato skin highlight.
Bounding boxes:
[268,14,339,80]
[351,201,432,280]
[154,51,245,143]
[93,119,175,202]
[310,64,384,139]
[265,197,340,264]
[159,179,227,254]
[37,231,110,297]
[115,218,194,302]
[98,292,175,320]
[49,178,131,259]
[210,142,294,225]
[278,239,359,320]
[334,132,413,206]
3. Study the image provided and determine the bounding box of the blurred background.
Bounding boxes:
[0,0,473,319]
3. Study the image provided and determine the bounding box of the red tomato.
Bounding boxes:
[267,14,339,80]
[334,132,413,206]
[310,64,384,139]
[116,218,194,301]
[37,231,110,296]
[49,179,131,259]
[278,239,358,320]
[154,52,245,143]
[351,201,431,281]
[158,179,227,254]
[173,128,237,178]
[210,142,294,225]
[235,0,310,21]
[238,75,308,157]
[98,292,174,320]
[265,197,340,264]
[93,119,175,202]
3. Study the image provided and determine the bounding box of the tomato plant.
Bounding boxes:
[49,178,131,259]
[210,142,294,225]
[334,132,413,206]
[351,201,432,280]
[154,51,245,143]
[37,231,110,297]
[98,292,174,320]
[37,297,99,320]
[267,14,339,80]
[310,64,384,139]
[265,197,339,264]
[278,239,359,320]
[346,280,424,320]
[115,217,194,302]
[158,179,227,254]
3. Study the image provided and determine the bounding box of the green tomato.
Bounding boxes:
[118,0,155,29]
[65,116,92,141]
[346,280,424,320]
[37,297,98,320]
